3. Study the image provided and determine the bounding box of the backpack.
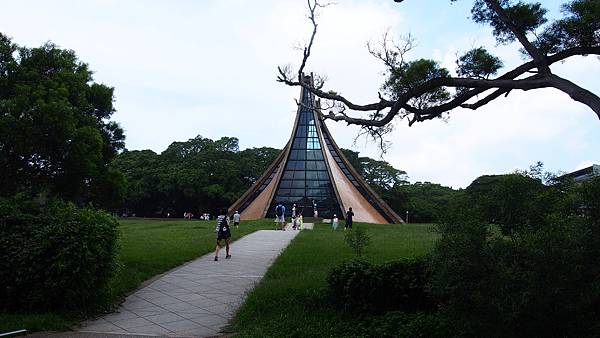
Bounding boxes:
[276,204,284,217]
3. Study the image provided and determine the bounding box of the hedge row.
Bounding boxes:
[0,197,120,311]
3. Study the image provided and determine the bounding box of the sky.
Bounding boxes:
[1,0,598,188]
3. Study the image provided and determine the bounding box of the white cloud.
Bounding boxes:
[1,0,598,188]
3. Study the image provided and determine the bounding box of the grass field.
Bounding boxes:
[231,222,439,337]
[0,218,275,333]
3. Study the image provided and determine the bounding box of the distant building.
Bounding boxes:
[228,75,404,224]
[561,164,600,183]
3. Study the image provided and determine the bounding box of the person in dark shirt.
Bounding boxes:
[214,208,232,261]
[345,207,354,230]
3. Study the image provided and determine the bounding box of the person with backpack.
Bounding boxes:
[214,208,232,261]
[275,202,286,230]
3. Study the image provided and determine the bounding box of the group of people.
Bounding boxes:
[331,207,353,230]
[275,202,306,230]
[274,202,355,231]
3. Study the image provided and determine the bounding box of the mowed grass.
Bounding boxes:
[231,222,439,338]
[0,218,274,333]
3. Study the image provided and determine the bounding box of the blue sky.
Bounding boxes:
[1,0,598,188]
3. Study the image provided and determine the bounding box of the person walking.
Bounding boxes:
[214,208,231,261]
[292,203,297,218]
[233,210,241,229]
[275,202,286,230]
[332,214,339,230]
[345,207,354,230]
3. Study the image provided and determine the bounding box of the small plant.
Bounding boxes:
[344,227,371,257]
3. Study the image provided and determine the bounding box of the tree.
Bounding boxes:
[112,136,280,217]
[0,33,125,207]
[277,0,600,147]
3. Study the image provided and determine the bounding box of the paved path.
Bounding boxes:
[78,227,311,337]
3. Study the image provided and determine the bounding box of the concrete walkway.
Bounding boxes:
[78,226,311,337]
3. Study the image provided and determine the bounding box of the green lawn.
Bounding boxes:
[0,218,274,333]
[230,222,439,337]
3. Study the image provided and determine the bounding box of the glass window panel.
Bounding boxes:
[292,180,305,188]
[279,189,291,196]
[292,138,306,149]
[293,171,305,180]
[283,172,293,179]
[307,138,320,149]
[294,161,305,170]
[313,151,323,160]
[306,171,318,180]
[296,125,307,137]
[280,180,292,188]
[306,161,317,170]
[316,161,326,170]
[291,189,304,196]
[342,168,351,175]
[306,180,322,188]
[317,171,329,180]
[286,161,297,170]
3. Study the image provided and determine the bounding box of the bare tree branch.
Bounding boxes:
[277,0,600,145]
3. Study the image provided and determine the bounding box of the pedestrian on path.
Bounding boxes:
[332,214,339,230]
[233,210,241,228]
[214,208,231,261]
[275,202,286,230]
[344,207,354,230]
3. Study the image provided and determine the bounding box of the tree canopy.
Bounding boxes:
[0,33,125,207]
[277,0,600,147]
[112,136,279,217]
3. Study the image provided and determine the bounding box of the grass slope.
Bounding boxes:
[231,222,438,337]
[0,218,274,333]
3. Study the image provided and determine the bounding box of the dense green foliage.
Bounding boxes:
[0,197,119,312]
[112,136,278,217]
[0,33,125,208]
[0,34,124,323]
[382,182,459,223]
[327,257,434,314]
[428,175,600,337]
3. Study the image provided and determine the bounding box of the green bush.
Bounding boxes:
[326,256,434,314]
[0,197,120,312]
[377,258,435,312]
[430,212,600,337]
[327,260,379,313]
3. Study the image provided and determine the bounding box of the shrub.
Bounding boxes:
[326,260,380,313]
[326,256,434,314]
[0,197,120,312]
[430,211,600,337]
[344,227,371,256]
[377,258,435,312]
